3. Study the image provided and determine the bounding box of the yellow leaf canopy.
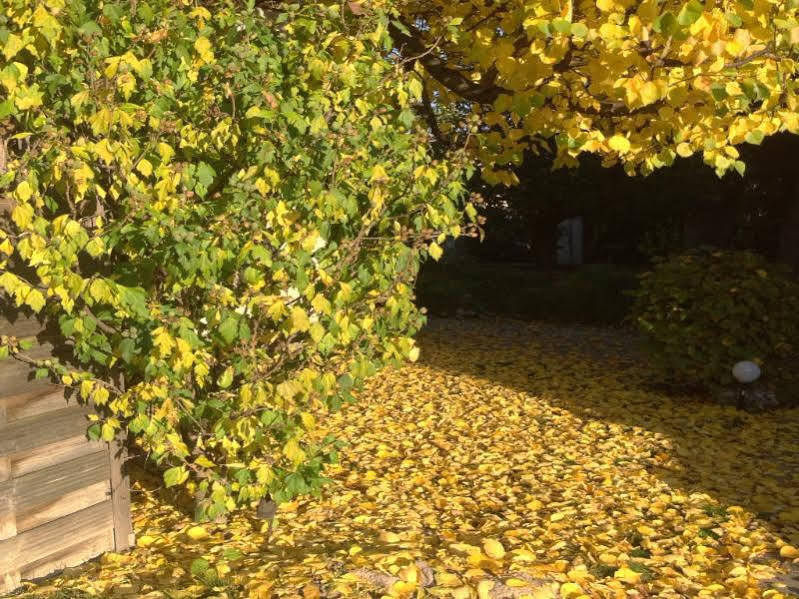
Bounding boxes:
[391,0,799,180]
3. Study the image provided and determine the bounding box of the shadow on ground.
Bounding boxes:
[419,317,799,547]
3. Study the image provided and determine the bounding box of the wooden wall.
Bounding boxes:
[0,319,134,592]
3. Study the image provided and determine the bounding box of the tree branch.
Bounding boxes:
[388,19,510,104]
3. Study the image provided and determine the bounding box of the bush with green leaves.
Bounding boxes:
[0,0,472,519]
[630,248,799,390]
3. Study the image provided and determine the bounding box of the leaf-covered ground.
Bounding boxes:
[12,319,799,599]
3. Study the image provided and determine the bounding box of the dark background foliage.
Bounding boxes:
[416,133,799,325]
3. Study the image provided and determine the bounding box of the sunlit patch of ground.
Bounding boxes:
[11,319,799,599]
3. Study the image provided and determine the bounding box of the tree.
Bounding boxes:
[389,0,799,183]
[0,0,471,519]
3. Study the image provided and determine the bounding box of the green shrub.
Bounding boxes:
[630,248,799,390]
[0,0,471,519]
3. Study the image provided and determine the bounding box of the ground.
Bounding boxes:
[11,319,799,599]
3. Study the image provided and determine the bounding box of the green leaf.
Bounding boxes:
[653,12,677,35]
[570,22,589,37]
[0,98,14,119]
[195,162,216,187]
[222,548,243,560]
[745,129,764,145]
[163,466,186,488]
[118,285,149,319]
[190,558,211,576]
[710,84,727,102]
[218,366,234,388]
[551,18,572,34]
[725,12,743,27]
[677,0,703,26]
[408,77,423,100]
[217,316,239,345]
[87,423,102,441]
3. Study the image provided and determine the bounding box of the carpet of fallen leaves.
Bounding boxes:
[12,319,799,599]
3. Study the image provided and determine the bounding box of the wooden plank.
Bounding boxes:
[0,484,14,540]
[18,529,114,586]
[11,435,103,479]
[0,398,6,483]
[1,569,20,596]
[0,315,43,338]
[0,342,56,400]
[0,500,113,591]
[0,406,91,456]
[17,480,110,533]
[109,439,134,550]
[0,451,110,522]
[1,387,68,423]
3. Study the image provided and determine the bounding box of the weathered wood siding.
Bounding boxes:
[0,315,133,593]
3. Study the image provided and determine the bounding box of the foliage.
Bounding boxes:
[631,248,799,389]
[16,321,799,598]
[391,0,799,182]
[0,0,472,519]
[417,261,639,324]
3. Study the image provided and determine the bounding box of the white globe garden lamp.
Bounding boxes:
[732,360,761,384]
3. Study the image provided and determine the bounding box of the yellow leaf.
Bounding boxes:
[369,164,389,183]
[291,306,311,332]
[3,34,24,61]
[194,455,215,468]
[152,327,175,356]
[101,422,115,441]
[408,346,420,362]
[614,567,642,584]
[482,538,506,559]
[676,142,693,158]
[379,530,401,543]
[283,438,306,465]
[117,72,136,99]
[608,135,631,153]
[94,387,110,406]
[25,288,45,312]
[728,565,747,577]
[429,242,443,261]
[477,580,495,599]
[137,159,153,177]
[194,36,214,63]
[157,142,175,163]
[637,524,656,536]
[136,535,157,547]
[640,81,659,105]
[14,181,33,202]
[311,293,332,315]
[186,525,210,541]
[599,552,617,565]
[11,203,33,229]
[560,582,583,598]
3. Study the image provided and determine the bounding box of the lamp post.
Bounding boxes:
[732,360,761,409]
[732,360,761,384]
